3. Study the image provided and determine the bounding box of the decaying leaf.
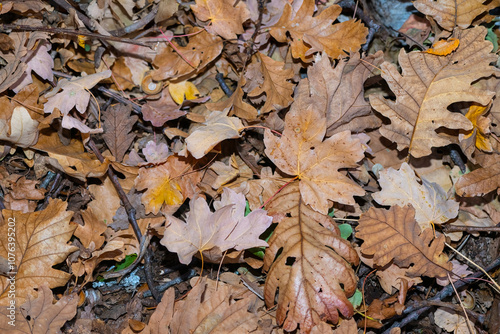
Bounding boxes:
[373,162,458,229]
[207,76,257,119]
[0,199,78,306]
[370,26,498,158]
[0,284,78,333]
[0,106,39,147]
[434,307,477,334]
[186,109,243,159]
[263,182,360,333]
[161,188,272,264]
[270,0,367,62]
[356,205,452,278]
[424,38,459,56]
[102,104,138,162]
[414,0,500,31]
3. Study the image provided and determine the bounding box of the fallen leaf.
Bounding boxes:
[425,38,460,56]
[459,104,493,154]
[102,104,138,162]
[207,76,257,120]
[263,182,360,332]
[168,80,200,104]
[186,109,243,159]
[0,284,78,333]
[373,162,459,229]
[161,188,272,264]
[264,103,366,214]
[369,26,498,158]
[414,0,500,31]
[434,307,476,334]
[191,0,250,40]
[0,199,78,306]
[270,0,367,62]
[0,106,39,147]
[141,89,187,127]
[356,205,452,278]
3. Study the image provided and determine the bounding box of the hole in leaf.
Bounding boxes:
[285,257,296,266]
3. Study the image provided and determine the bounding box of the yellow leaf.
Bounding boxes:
[425,38,459,56]
[168,81,200,104]
[464,104,493,152]
[77,35,86,48]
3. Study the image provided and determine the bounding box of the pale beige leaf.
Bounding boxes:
[373,162,458,228]
[186,110,243,159]
[0,199,78,306]
[0,106,39,147]
[414,0,500,31]
[356,205,452,278]
[0,284,78,333]
[264,182,359,333]
[434,308,476,334]
[369,26,498,158]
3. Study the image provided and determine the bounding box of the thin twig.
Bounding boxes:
[442,225,500,233]
[87,138,161,302]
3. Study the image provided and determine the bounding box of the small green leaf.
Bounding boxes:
[348,289,363,308]
[338,223,352,240]
[115,254,137,271]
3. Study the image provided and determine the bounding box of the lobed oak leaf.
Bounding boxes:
[190,0,250,40]
[264,103,366,214]
[135,154,202,215]
[186,109,243,159]
[0,199,78,306]
[270,0,367,62]
[373,162,458,229]
[161,188,272,264]
[0,284,78,333]
[356,205,452,278]
[369,26,498,158]
[263,182,359,333]
[247,52,295,115]
[414,0,500,31]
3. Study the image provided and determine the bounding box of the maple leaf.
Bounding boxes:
[263,182,359,333]
[135,154,202,215]
[186,109,243,159]
[414,0,500,31]
[0,199,78,306]
[0,284,78,333]
[102,104,138,162]
[270,0,367,62]
[191,0,250,40]
[356,205,452,278]
[152,28,223,82]
[161,188,272,264]
[264,103,366,214]
[373,162,459,229]
[246,52,295,115]
[369,26,498,158]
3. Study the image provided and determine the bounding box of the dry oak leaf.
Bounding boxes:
[356,205,452,278]
[270,0,367,62]
[152,27,223,82]
[369,26,498,158]
[414,0,500,31]
[132,276,262,334]
[264,104,366,214]
[246,52,295,115]
[0,284,78,333]
[263,182,359,333]
[190,0,250,40]
[455,140,500,197]
[305,51,384,136]
[373,162,459,229]
[161,188,272,264]
[135,154,202,215]
[186,109,243,159]
[0,199,78,306]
